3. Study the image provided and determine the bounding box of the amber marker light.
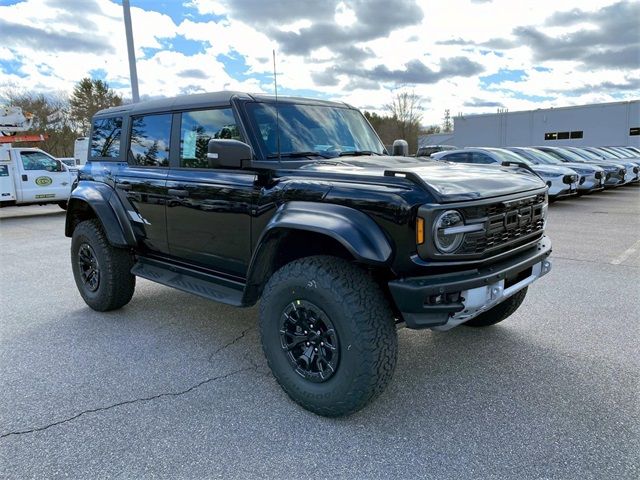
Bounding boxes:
[416,217,425,245]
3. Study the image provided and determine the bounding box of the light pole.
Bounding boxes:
[122,0,140,102]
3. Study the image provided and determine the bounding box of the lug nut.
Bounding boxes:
[309,324,314,329]
[320,342,324,346]
[314,348,318,352]
[304,330,308,335]
[306,342,310,346]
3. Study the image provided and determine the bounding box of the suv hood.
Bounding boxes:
[299,156,546,202]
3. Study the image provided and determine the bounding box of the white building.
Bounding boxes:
[421,100,639,148]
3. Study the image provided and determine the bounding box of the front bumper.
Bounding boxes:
[577,174,605,192]
[389,237,552,330]
[547,178,577,199]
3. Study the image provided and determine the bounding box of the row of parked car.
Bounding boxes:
[425,146,640,201]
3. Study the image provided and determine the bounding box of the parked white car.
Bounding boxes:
[431,147,579,201]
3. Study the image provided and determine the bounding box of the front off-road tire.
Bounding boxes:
[71,219,135,312]
[463,287,528,327]
[260,256,398,417]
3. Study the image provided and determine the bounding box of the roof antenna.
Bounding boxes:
[273,49,281,163]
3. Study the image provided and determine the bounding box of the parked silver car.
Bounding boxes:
[532,147,627,188]
[431,147,579,200]
[568,147,639,184]
[505,147,605,194]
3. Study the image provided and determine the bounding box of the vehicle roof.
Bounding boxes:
[94,91,352,118]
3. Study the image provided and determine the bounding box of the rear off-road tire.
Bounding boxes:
[71,219,135,311]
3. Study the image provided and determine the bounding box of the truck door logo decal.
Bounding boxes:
[35,176,53,186]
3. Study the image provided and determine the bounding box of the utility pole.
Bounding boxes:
[122,0,140,102]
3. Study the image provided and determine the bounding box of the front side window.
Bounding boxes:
[245,102,384,159]
[129,114,172,167]
[180,108,241,168]
[90,117,122,158]
[21,151,63,172]
[443,152,470,163]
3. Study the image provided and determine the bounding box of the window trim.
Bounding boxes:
[89,116,124,161]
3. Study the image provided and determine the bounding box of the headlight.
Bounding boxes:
[433,210,465,253]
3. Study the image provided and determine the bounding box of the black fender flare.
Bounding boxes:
[243,201,393,304]
[65,181,136,248]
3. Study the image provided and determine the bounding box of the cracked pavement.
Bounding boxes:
[1,188,639,479]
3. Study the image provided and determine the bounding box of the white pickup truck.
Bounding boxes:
[0,146,74,209]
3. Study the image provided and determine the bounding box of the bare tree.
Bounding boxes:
[0,88,77,157]
[384,90,424,153]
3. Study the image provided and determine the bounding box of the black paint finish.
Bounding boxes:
[67,92,549,315]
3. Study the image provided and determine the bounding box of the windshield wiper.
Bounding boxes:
[338,150,382,157]
[267,151,335,159]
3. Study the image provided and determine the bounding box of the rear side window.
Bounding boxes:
[443,152,469,163]
[90,117,122,159]
[179,108,241,168]
[129,114,172,167]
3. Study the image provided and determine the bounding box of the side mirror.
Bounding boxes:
[392,139,409,156]
[207,139,252,168]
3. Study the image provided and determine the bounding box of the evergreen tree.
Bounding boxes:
[70,78,123,134]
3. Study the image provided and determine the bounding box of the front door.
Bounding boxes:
[165,107,254,278]
[15,150,72,203]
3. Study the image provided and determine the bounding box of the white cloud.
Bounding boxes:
[0,0,637,126]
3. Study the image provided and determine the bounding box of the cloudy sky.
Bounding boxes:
[0,0,638,125]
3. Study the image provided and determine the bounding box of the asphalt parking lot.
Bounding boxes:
[1,186,639,479]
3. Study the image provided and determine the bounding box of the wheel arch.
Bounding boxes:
[242,201,393,305]
[65,182,136,248]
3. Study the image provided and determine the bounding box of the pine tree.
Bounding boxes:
[70,78,123,134]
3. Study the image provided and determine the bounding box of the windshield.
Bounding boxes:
[515,148,563,165]
[545,148,587,162]
[567,148,601,160]
[605,147,632,158]
[487,148,533,165]
[245,102,385,159]
[589,147,619,159]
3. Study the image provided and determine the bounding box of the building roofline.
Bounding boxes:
[457,99,639,120]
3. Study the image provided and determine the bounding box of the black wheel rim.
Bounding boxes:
[78,243,100,292]
[279,300,339,383]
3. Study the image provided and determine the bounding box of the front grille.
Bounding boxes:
[457,193,546,255]
[619,169,626,176]
[579,176,585,185]
[594,171,603,179]
[634,167,639,174]
[563,174,577,184]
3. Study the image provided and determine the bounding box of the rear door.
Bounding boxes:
[165,107,255,277]
[112,113,172,255]
[15,150,72,203]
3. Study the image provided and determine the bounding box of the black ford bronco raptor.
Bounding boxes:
[66,92,552,416]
